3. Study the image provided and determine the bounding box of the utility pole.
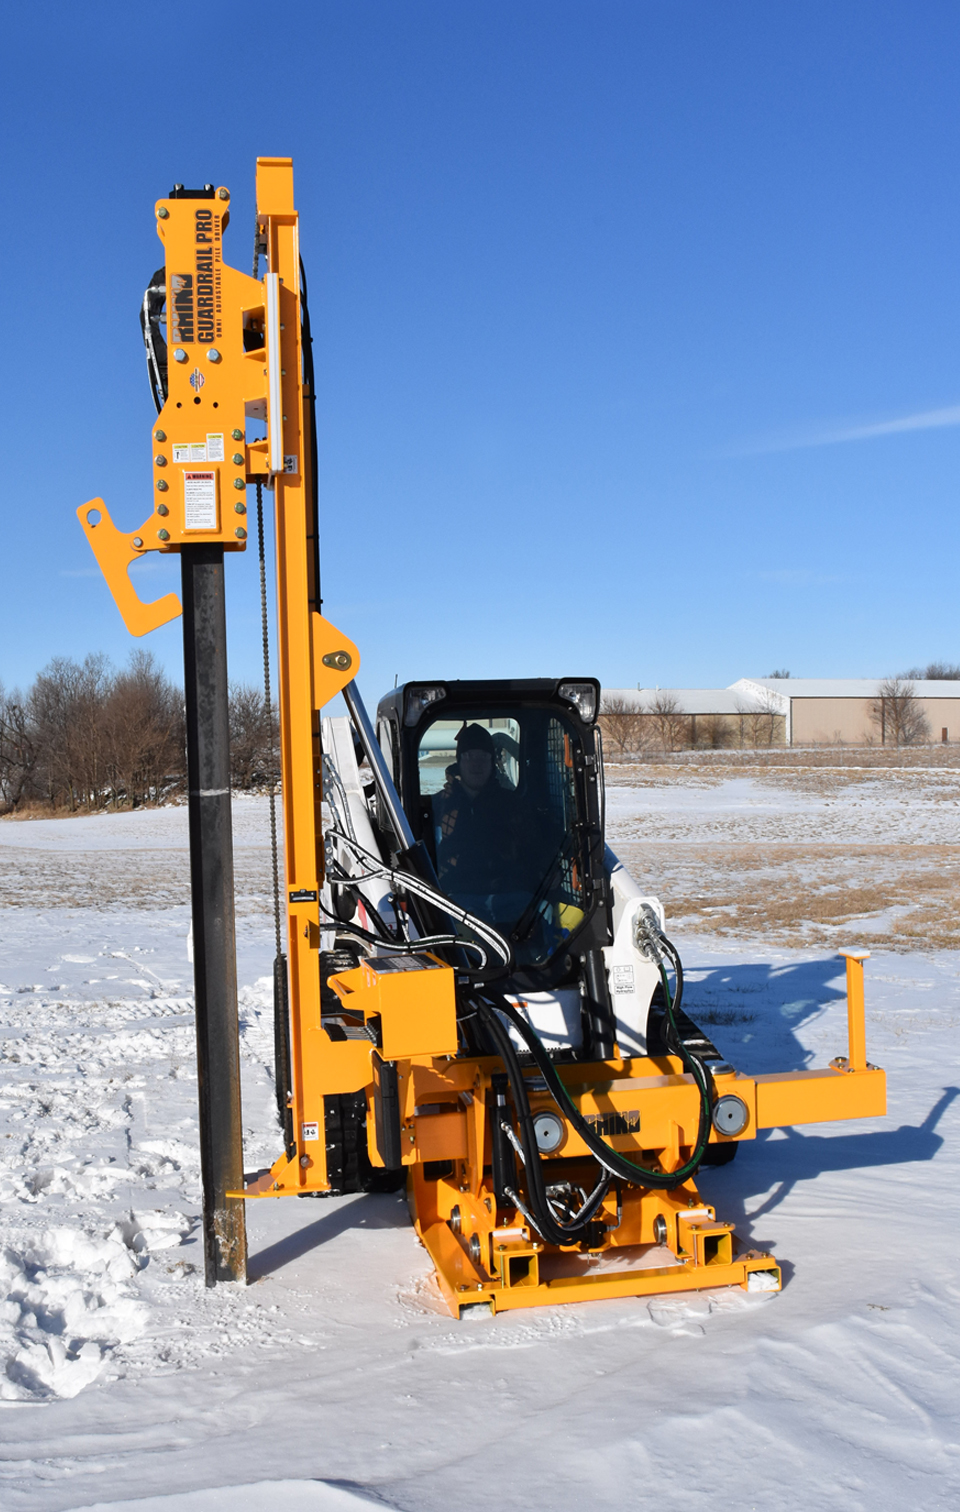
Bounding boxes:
[181,544,247,1285]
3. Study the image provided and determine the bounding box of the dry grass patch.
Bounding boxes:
[616,841,960,951]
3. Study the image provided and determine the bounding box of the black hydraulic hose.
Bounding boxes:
[488,968,714,1190]
[355,890,402,946]
[140,267,168,414]
[326,861,402,946]
[661,935,685,1025]
[474,1004,567,1245]
[299,257,321,611]
[317,890,487,964]
[474,1000,610,1244]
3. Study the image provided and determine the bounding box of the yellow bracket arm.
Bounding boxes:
[77,498,181,637]
[312,613,361,707]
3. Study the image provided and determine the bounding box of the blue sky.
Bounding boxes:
[3,1,960,708]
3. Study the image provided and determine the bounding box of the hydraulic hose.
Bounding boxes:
[487,953,714,1191]
[327,828,514,974]
[474,998,610,1245]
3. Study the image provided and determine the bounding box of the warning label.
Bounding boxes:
[612,965,636,994]
[183,472,218,531]
[301,1122,319,1143]
[173,441,208,464]
[206,433,225,461]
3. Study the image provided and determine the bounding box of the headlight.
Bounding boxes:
[403,685,446,726]
[558,681,597,723]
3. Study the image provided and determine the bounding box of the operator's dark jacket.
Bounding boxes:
[432,775,519,894]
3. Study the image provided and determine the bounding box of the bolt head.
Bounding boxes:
[231,428,243,441]
[157,529,170,541]
[322,651,352,671]
[235,527,247,539]
[218,187,230,201]
[232,452,244,465]
[154,429,166,442]
[154,454,166,467]
[157,502,169,516]
[234,502,246,514]
[156,479,168,492]
[133,537,143,548]
[233,478,245,490]
[157,206,169,220]
[173,349,187,363]
[207,348,221,362]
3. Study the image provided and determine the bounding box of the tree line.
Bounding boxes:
[0,652,278,814]
[599,689,784,756]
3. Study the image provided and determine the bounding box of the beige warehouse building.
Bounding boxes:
[730,679,960,745]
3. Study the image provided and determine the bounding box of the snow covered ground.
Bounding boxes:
[606,762,960,952]
[2,786,959,1510]
[604,761,960,846]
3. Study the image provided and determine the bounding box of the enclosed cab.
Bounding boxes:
[368,677,664,1063]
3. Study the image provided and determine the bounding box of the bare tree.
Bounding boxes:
[648,690,687,752]
[695,713,731,750]
[748,688,783,747]
[10,651,184,813]
[767,669,791,679]
[0,683,39,811]
[103,650,183,806]
[732,696,751,749]
[29,653,112,809]
[229,683,278,789]
[900,661,960,680]
[732,690,783,747]
[598,694,643,758]
[870,677,930,748]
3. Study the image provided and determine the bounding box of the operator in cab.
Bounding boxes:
[431,723,522,924]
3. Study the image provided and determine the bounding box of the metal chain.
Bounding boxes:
[257,481,283,959]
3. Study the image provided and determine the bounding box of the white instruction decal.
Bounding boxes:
[206,433,225,461]
[173,441,208,464]
[183,471,218,530]
[301,1122,319,1142]
[613,965,635,994]
[283,454,299,474]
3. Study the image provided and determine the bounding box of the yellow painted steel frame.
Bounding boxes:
[247,945,884,1317]
[77,158,887,1318]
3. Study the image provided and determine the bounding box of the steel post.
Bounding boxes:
[181,545,247,1285]
[840,949,870,1074]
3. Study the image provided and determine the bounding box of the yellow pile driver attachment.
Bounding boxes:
[77,157,886,1315]
[245,946,882,1315]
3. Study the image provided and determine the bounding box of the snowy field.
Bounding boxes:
[2,780,959,1510]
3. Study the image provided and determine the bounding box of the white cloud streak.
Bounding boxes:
[721,402,960,458]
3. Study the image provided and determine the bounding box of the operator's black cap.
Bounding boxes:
[457,722,494,754]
